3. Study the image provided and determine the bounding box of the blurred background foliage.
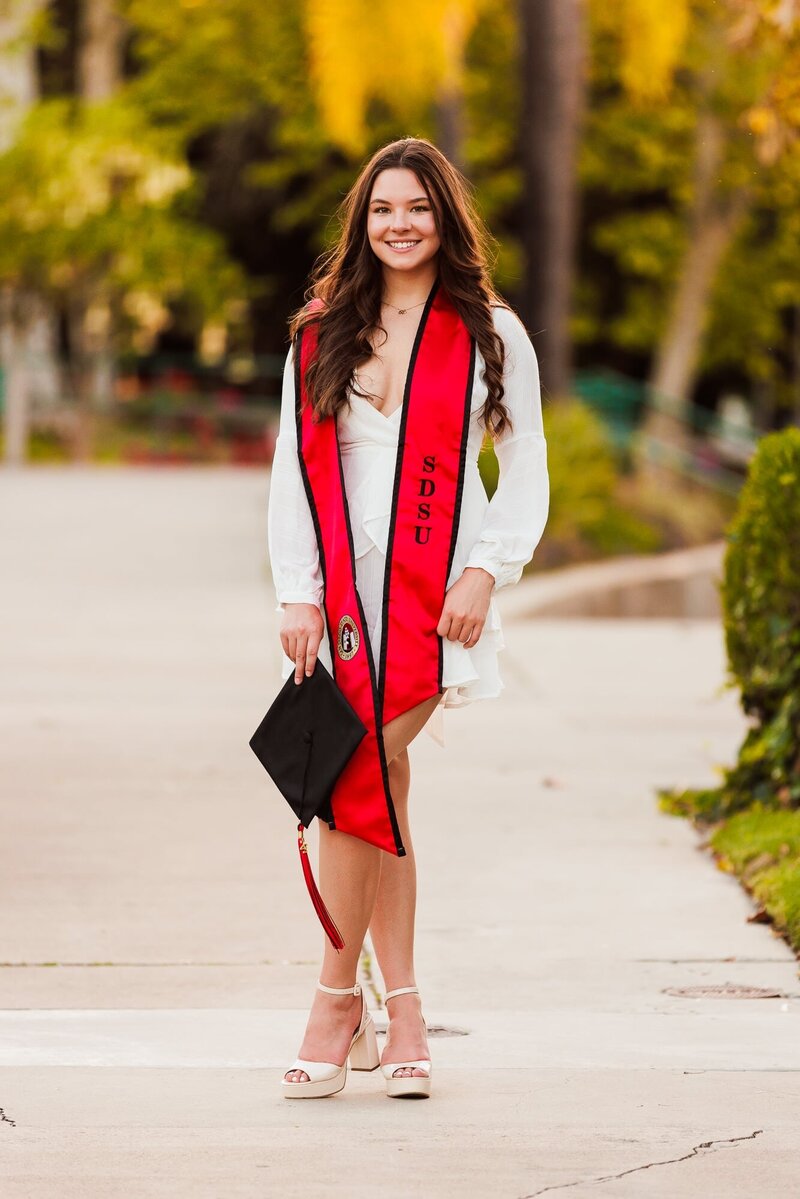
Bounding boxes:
[1,0,799,564]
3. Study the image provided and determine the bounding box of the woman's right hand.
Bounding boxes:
[280,603,325,684]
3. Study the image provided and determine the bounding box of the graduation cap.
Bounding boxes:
[249,662,368,950]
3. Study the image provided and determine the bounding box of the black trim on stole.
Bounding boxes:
[439,337,477,691]
[293,327,335,828]
[378,278,440,705]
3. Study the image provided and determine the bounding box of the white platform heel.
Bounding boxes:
[381,986,432,1099]
[282,980,380,1099]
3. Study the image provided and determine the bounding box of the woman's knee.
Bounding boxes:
[388,746,409,778]
[388,747,410,797]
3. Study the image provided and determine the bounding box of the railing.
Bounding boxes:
[574,369,761,497]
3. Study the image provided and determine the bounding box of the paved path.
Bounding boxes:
[1,467,797,1198]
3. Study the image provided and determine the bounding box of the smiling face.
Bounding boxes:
[366,167,441,276]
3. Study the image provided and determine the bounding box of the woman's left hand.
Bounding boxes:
[437,567,495,650]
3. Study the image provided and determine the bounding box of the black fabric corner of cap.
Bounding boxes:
[249,663,367,828]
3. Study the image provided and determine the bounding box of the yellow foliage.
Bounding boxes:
[617,0,690,102]
[123,290,170,335]
[303,0,482,152]
[746,104,776,134]
[734,5,800,163]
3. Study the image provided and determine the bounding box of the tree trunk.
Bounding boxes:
[434,2,472,171]
[792,304,800,427]
[644,113,752,461]
[0,0,51,467]
[78,0,125,100]
[435,89,465,172]
[519,0,586,401]
[67,286,109,461]
[1,310,30,467]
[76,0,126,430]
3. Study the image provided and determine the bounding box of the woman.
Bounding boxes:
[267,136,548,1099]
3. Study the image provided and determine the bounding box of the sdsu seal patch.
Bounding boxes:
[337,614,360,661]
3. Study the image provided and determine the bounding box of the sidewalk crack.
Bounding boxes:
[521,1129,764,1197]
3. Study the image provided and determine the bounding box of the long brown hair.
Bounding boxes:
[288,137,512,438]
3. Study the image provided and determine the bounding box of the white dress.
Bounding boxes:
[267,304,549,741]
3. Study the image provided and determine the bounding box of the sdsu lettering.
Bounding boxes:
[415,455,436,545]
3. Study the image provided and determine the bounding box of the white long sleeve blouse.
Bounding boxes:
[267,302,549,700]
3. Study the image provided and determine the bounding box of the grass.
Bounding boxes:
[661,794,800,956]
[658,781,749,825]
[710,806,800,954]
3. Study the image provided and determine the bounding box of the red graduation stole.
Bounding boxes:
[295,282,474,932]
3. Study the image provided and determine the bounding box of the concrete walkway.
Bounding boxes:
[0,466,797,1198]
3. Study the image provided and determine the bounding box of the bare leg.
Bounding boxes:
[382,691,442,763]
[369,692,442,1078]
[284,826,381,1083]
[370,749,416,987]
[284,691,441,1084]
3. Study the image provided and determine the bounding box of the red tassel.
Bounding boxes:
[297,823,345,951]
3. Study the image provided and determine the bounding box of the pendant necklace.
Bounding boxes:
[382,298,427,316]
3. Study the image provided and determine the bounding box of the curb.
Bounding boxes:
[496,542,725,621]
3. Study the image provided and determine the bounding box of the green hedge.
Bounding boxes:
[721,427,800,811]
[663,428,800,822]
[660,427,800,953]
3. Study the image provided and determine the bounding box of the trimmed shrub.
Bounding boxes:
[662,427,800,823]
[720,427,800,812]
[660,428,800,954]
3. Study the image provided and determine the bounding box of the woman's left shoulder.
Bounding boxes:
[490,302,532,341]
[488,303,537,372]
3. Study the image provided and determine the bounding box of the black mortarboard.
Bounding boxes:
[248,662,368,949]
[249,662,367,826]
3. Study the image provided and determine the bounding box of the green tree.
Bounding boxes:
[122,0,527,318]
[588,0,800,451]
[0,98,243,454]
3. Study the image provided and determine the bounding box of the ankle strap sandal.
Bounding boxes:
[381,986,432,1099]
[281,979,379,1099]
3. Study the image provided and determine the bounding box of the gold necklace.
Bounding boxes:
[382,298,427,315]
